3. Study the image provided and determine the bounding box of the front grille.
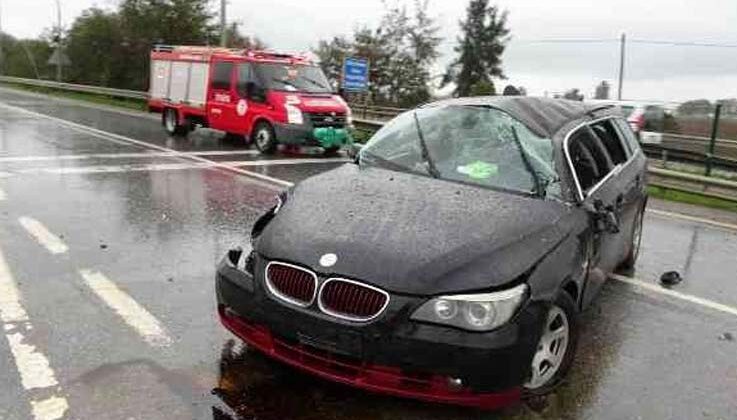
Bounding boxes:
[265,262,317,307]
[319,279,389,322]
[308,112,347,128]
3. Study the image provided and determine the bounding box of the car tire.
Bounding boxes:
[523,291,579,396]
[619,207,645,271]
[163,108,189,137]
[252,121,277,154]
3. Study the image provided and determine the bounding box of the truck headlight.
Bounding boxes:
[286,104,304,125]
[410,284,528,331]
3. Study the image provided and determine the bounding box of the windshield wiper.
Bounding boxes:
[301,76,328,90]
[510,126,546,198]
[412,111,441,178]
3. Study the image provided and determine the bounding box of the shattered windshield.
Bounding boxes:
[254,63,333,93]
[360,105,561,198]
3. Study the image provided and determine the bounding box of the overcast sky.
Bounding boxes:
[3,0,737,102]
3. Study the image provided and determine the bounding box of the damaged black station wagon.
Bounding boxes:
[216,97,648,409]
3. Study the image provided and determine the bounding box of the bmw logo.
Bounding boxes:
[319,253,338,267]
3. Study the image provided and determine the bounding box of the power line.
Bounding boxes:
[629,39,737,48]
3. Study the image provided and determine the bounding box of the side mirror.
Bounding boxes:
[585,199,620,234]
[347,143,363,162]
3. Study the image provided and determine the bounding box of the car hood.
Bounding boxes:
[256,165,574,295]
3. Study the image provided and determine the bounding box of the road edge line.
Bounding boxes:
[646,209,737,232]
[609,273,737,318]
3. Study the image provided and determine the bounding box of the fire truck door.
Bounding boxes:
[207,60,238,133]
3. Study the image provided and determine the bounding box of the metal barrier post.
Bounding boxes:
[706,103,722,177]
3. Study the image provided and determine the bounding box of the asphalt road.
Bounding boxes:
[0,87,735,420]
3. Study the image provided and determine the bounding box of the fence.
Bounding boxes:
[0,75,735,201]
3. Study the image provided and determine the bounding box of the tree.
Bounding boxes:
[443,0,509,97]
[223,22,267,50]
[677,99,712,116]
[502,85,519,96]
[594,81,610,100]
[314,36,352,91]
[312,0,440,107]
[66,8,127,87]
[0,34,53,79]
[563,88,584,101]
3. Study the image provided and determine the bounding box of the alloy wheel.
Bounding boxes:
[165,110,176,133]
[256,128,271,150]
[525,306,570,390]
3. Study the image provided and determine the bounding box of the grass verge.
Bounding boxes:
[647,185,737,213]
[0,82,147,111]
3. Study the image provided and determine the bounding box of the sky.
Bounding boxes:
[2,0,737,102]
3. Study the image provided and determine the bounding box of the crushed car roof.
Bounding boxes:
[424,96,615,138]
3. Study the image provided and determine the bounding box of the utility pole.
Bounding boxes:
[617,32,626,100]
[220,0,227,47]
[55,0,62,81]
[0,0,4,75]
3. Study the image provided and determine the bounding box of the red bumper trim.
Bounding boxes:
[218,306,521,410]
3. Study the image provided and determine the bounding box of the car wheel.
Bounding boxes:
[163,108,189,136]
[523,292,579,395]
[252,122,277,154]
[162,108,190,136]
[619,207,644,270]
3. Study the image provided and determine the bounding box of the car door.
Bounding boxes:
[590,118,646,259]
[207,60,237,132]
[567,124,624,306]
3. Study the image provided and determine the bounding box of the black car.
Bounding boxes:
[216,97,648,409]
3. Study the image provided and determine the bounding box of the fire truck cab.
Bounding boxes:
[148,45,352,154]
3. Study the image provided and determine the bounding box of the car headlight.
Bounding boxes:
[286,104,304,125]
[410,284,528,331]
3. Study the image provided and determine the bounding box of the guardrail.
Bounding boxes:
[0,76,147,100]
[0,76,735,201]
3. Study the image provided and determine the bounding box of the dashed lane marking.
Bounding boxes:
[0,246,68,419]
[0,187,5,200]
[79,269,172,347]
[610,273,737,318]
[646,208,737,232]
[18,217,68,255]
[0,101,294,189]
[0,150,261,162]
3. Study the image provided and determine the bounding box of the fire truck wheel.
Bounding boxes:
[163,108,189,136]
[252,122,277,154]
[323,147,341,156]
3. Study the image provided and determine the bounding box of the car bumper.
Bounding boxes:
[273,123,351,148]
[215,254,545,409]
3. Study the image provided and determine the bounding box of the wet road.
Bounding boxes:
[0,87,735,420]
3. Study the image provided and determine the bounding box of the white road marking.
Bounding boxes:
[31,396,69,420]
[0,187,5,200]
[79,269,172,347]
[0,101,294,188]
[610,273,737,318]
[647,208,737,232]
[0,150,261,162]
[9,157,348,176]
[18,217,68,255]
[0,247,68,419]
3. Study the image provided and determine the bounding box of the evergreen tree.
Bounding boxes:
[444,0,510,97]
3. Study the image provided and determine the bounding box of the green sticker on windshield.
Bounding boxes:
[457,161,498,179]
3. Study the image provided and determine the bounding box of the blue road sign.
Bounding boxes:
[342,57,369,91]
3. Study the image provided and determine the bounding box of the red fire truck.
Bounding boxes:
[148,45,353,154]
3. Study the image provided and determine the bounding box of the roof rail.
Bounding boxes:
[586,104,616,116]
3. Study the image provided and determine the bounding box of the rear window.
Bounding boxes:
[619,105,635,118]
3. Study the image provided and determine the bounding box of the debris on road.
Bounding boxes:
[718,332,734,342]
[659,271,682,286]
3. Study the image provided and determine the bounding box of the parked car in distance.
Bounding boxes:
[147,45,352,154]
[587,99,666,144]
[216,97,648,409]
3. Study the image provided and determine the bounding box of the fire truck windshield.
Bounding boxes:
[253,63,333,94]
